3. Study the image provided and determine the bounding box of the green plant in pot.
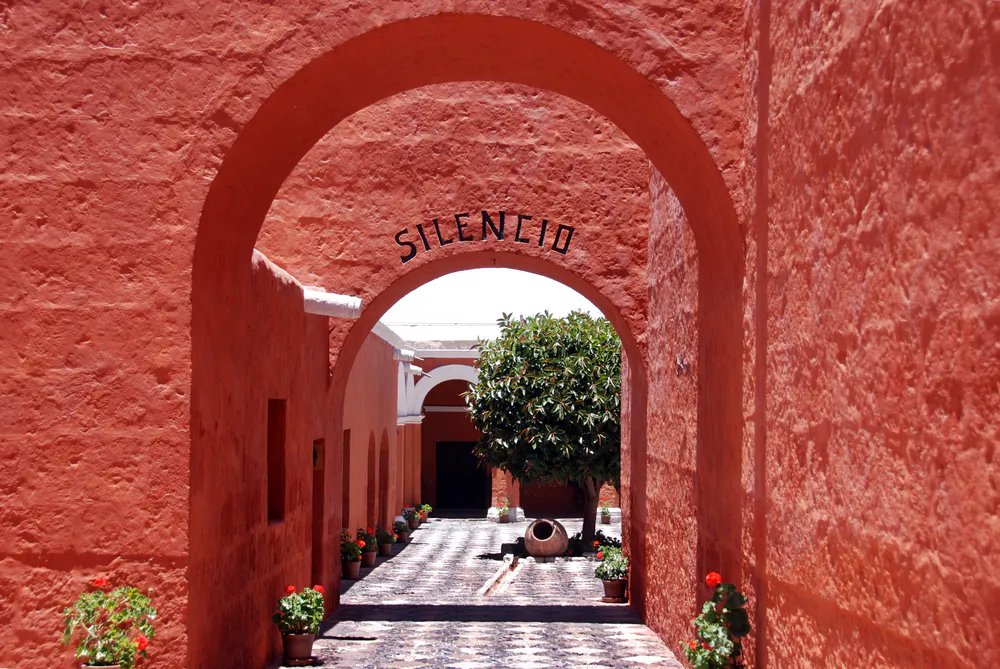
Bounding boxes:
[393,520,410,543]
[594,545,629,600]
[375,525,397,556]
[356,526,378,567]
[61,577,156,669]
[341,530,363,580]
[404,508,420,530]
[598,496,611,523]
[420,503,433,521]
[682,572,750,669]
[273,585,324,665]
[497,497,510,523]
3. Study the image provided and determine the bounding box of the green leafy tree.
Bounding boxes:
[464,311,621,545]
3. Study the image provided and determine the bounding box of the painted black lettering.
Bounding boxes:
[455,212,473,242]
[552,224,575,255]
[515,214,532,243]
[415,223,432,251]
[538,219,549,247]
[481,210,505,241]
[395,229,417,264]
[432,218,454,246]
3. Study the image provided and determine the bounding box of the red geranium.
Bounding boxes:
[596,552,604,560]
[689,640,697,650]
[136,634,149,651]
[312,585,324,594]
[366,527,374,534]
[285,585,296,595]
[703,643,711,650]
[356,539,365,548]
[705,572,722,588]
[593,540,599,547]
[93,577,110,588]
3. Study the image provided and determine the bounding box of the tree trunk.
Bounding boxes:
[580,477,602,546]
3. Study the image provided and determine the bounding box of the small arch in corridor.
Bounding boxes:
[411,364,480,416]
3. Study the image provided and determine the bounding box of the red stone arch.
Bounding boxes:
[192,11,742,625]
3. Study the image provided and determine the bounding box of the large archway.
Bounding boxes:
[191,13,743,668]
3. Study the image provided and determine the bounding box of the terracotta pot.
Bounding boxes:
[524,518,569,556]
[361,551,376,568]
[602,579,627,599]
[408,518,419,530]
[281,632,315,663]
[498,513,510,523]
[398,531,409,543]
[378,542,393,556]
[600,513,611,524]
[342,559,361,580]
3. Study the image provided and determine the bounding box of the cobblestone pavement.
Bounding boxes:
[294,517,682,669]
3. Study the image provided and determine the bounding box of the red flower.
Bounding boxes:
[93,577,110,588]
[703,643,711,650]
[356,539,366,548]
[136,634,149,652]
[596,552,604,560]
[593,540,599,547]
[312,585,324,594]
[366,527,373,534]
[689,640,698,650]
[393,533,398,539]
[285,585,296,595]
[705,572,722,588]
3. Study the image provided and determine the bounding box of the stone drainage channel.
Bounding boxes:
[300,517,682,668]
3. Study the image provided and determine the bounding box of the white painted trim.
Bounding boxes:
[414,349,480,359]
[396,415,423,426]
[302,288,362,318]
[371,321,409,351]
[410,364,479,414]
[423,405,469,413]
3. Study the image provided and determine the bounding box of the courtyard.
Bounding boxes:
[309,518,680,669]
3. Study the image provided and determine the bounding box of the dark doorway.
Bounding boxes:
[435,441,490,511]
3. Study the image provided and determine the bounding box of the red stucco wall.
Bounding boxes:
[342,336,399,531]
[3,2,994,668]
[747,3,1000,666]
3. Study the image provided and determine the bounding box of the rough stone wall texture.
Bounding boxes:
[754,2,1000,667]
[643,171,702,653]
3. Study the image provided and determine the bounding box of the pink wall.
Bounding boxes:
[341,336,399,531]
[188,252,337,669]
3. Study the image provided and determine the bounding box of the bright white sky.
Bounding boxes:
[381,268,600,325]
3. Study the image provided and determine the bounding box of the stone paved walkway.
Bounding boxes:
[295,517,682,668]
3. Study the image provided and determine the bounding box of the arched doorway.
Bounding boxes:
[190,13,742,669]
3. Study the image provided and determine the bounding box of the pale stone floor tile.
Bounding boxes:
[293,517,681,669]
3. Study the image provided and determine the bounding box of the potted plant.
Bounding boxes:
[598,497,611,524]
[272,585,324,665]
[594,545,629,599]
[420,503,433,522]
[497,497,510,523]
[61,577,157,669]
[404,508,420,531]
[682,572,750,668]
[376,525,396,556]
[357,527,378,567]
[341,530,363,579]
[393,520,409,543]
